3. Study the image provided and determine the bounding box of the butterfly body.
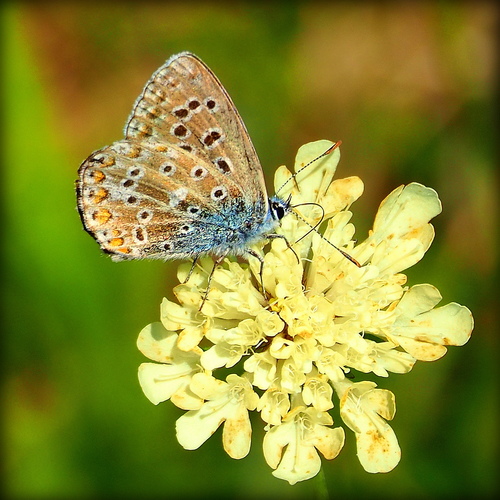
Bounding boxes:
[77,53,291,263]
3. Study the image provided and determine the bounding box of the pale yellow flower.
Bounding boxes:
[137,140,474,484]
[263,402,345,485]
[137,322,203,410]
[333,378,400,473]
[176,372,259,459]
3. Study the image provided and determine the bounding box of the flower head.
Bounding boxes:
[137,140,473,484]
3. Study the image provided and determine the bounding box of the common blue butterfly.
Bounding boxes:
[76,52,297,263]
[76,52,350,285]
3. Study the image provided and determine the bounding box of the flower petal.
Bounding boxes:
[138,363,202,409]
[355,183,441,270]
[336,380,400,473]
[176,400,227,450]
[137,323,203,408]
[222,404,253,459]
[389,284,474,360]
[137,322,177,363]
[275,140,340,205]
[373,183,442,239]
[320,176,364,218]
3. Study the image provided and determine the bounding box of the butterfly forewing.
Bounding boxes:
[125,52,267,203]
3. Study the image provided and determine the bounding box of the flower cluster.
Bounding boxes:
[137,141,473,484]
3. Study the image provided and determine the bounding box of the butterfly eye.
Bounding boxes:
[202,128,223,149]
[92,208,113,224]
[87,169,106,183]
[133,226,147,242]
[271,201,287,220]
[171,123,191,138]
[173,107,189,119]
[87,187,108,204]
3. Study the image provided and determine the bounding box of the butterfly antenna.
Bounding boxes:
[291,203,361,267]
[275,140,342,196]
[292,202,325,242]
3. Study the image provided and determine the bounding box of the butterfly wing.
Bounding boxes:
[78,138,250,259]
[125,52,268,205]
[78,53,272,261]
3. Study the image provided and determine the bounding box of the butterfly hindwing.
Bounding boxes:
[77,139,258,259]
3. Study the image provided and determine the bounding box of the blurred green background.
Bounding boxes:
[2,2,497,498]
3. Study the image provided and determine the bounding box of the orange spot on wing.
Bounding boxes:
[92,187,109,204]
[91,169,106,183]
[101,157,115,167]
[92,208,112,225]
[116,247,131,254]
[109,237,125,247]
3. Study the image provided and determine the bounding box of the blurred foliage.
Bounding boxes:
[2,1,497,498]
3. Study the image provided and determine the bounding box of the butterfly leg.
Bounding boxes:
[267,234,300,264]
[199,253,227,311]
[183,256,200,284]
[246,248,266,296]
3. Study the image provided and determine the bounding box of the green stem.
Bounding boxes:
[314,467,329,500]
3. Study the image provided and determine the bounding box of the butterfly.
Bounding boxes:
[76,52,349,297]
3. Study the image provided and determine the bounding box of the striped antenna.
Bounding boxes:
[275,141,342,196]
[277,140,360,267]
